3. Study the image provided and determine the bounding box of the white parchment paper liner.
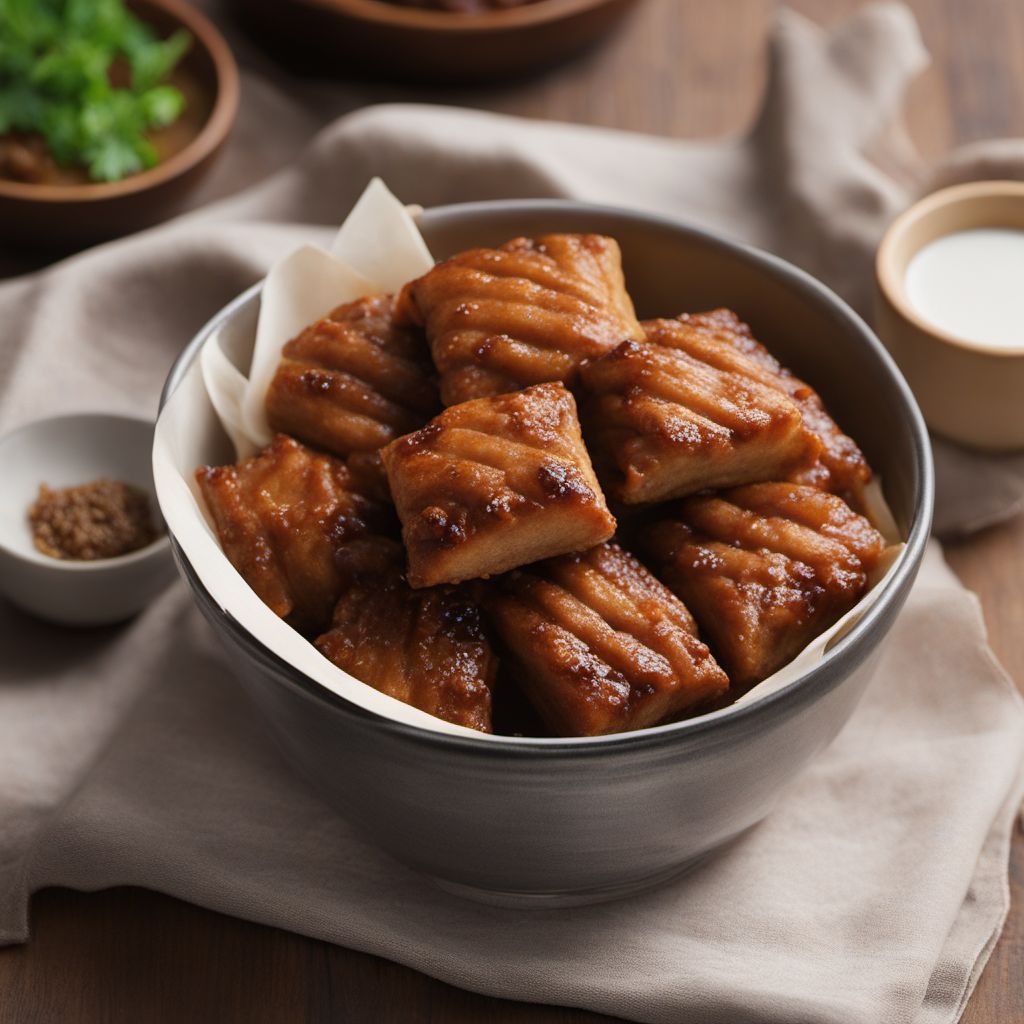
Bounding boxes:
[154,180,906,740]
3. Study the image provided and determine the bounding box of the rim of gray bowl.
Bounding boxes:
[159,198,934,758]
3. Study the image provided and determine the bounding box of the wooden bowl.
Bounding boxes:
[875,181,1024,451]
[0,0,240,251]
[233,0,641,84]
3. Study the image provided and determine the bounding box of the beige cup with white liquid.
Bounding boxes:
[875,180,1024,451]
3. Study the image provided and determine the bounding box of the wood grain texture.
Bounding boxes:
[945,518,1024,1024]
[2,0,1023,1021]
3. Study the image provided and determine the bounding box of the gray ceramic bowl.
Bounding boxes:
[159,201,933,907]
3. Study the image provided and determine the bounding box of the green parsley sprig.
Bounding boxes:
[0,0,191,182]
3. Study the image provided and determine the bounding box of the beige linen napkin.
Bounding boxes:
[2,5,1024,1023]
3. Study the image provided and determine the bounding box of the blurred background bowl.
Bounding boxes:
[158,200,932,906]
[0,0,239,252]
[232,0,642,84]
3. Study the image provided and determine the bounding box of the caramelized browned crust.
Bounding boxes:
[644,482,885,690]
[266,294,439,457]
[648,312,872,504]
[395,234,644,405]
[316,573,495,732]
[580,340,821,504]
[381,382,616,588]
[195,435,396,634]
[486,543,729,736]
[343,450,392,505]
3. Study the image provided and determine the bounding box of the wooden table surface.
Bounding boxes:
[3,1,1023,1021]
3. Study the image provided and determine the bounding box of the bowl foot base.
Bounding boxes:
[428,853,712,909]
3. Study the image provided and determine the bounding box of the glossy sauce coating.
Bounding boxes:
[266,294,439,458]
[487,542,729,736]
[645,482,885,690]
[382,381,616,588]
[580,339,821,504]
[196,231,891,737]
[395,234,644,405]
[195,435,396,634]
[650,311,872,505]
[316,573,496,733]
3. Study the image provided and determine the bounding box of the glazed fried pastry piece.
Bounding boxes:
[196,435,395,634]
[266,294,439,457]
[648,311,872,504]
[486,543,729,736]
[580,340,821,504]
[316,572,496,733]
[381,382,616,588]
[395,233,644,405]
[645,482,885,690]
[343,449,392,505]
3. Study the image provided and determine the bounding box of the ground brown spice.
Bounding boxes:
[29,479,161,561]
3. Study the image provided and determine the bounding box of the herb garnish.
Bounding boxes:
[0,0,191,183]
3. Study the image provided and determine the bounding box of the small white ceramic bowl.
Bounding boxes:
[0,413,176,626]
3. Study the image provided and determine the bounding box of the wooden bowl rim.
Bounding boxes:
[0,0,240,205]
[875,179,1024,358]
[299,0,630,33]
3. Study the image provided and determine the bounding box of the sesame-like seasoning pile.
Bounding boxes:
[29,479,160,561]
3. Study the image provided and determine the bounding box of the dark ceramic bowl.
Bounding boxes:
[0,0,239,251]
[159,201,933,907]
[233,0,641,84]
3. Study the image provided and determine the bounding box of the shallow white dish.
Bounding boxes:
[0,413,176,626]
